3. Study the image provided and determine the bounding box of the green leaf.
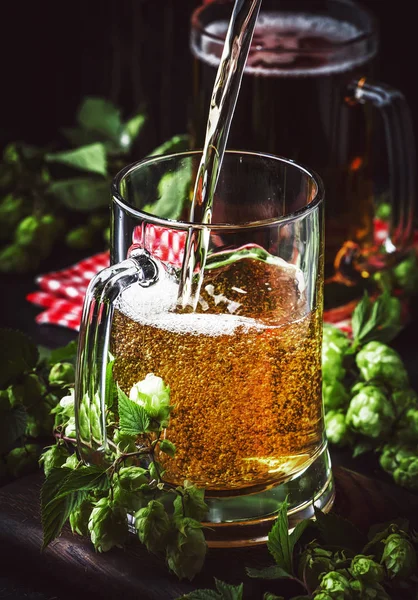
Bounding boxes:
[246,565,293,580]
[313,507,366,552]
[148,134,190,157]
[61,127,99,147]
[263,594,286,600]
[41,466,108,548]
[214,579,244,600]
[41,466,74,547]
[179,591,220,600]
[49,340,78,365]
[117,386,150,435]
[267,500,294,574]
[142,162,192,220]
[289,518,312,548]
[122,113,146,145]
[46,143,107,176]
[105,360,117,409]
[0,329,39,387]
[42,488,86,548]
[49,178,110,211]
[77,97,122,140]
[0,405,27,453]
[58,465,110,495]
[159,439,176,458]
[174,482,208,521]
[352,439,375,458]
[351,291,402,346]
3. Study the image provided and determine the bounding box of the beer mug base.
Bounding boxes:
[201,444,334,548]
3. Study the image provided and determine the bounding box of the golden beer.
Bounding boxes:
[112,256,324,493]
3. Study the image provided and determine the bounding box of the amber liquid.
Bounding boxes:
[112,257,324,493]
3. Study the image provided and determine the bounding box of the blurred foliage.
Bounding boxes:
[0,97,189,273]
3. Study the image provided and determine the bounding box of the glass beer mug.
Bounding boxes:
[190,0,416,303]
[75,150,334,545]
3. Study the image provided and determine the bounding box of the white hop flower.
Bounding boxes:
[129,374,171,423]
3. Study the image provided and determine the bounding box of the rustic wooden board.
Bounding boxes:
[0,467,417,600]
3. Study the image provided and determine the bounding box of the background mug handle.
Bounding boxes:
[335,77,416,281]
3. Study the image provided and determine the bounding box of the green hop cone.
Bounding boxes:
[51,391,75,428]
[381,533,417,579]
[379,442,418,491]
[114,467,149,511]
[64,416,77,439]
[37,214,62,260]
[318,571,352,599]
[356,342,409,390]
[8,374,44,409]
[113,482,148,513]
[312,594,334,600]
[113,429,137,453]
[135,500,171,554]
[298,544,335,593]
[375,202,391,221]
[63,453,79,469]
[5,444,42,478]
[323,324,351,353]
[392,456,418,490]
[391,388,418,418]
[65,225,95,250]
[322,325,350,383]
[173,481,208,521]
[3,142,20,164]
[69,498,94,536]
[349,579,391,600]
[39,444,69,477]
[395,407,418,443]
[166,517,207,581]
[88,497,128,552]
[350,555,384,584]
[0,194,27,242]
[393,253,418,295]
[323,380,350,411]
[129,374,171,427]
[88,393,102,442]
[118,466,148,491]
[15,215,43,246]
[25,405,54,438]
[48,362,75,386]
[0,243,34,273]
[346,385,395,439]
[325,411,352,447]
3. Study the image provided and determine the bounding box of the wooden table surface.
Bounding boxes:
[1,465,418,600]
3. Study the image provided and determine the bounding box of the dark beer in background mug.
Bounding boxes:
[190,0,415,306]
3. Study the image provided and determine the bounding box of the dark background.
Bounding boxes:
[1,0,417,158]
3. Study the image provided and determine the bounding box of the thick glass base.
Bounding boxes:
[202,443,334,548]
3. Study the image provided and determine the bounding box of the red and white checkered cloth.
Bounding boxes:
[26,225,187,331]
[26,220,415,334]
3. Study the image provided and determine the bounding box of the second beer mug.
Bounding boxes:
[190,0,416,305]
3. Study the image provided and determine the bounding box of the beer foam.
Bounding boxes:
[192,12,376,76]
[116,276,264,336]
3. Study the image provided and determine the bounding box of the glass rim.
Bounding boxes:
[191,0,378,53]
[112,150,324,231]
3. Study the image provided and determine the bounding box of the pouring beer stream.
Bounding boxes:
[178,0,263,309]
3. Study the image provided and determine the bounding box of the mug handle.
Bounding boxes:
[337,77,416,279]
[74,248,162,463]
